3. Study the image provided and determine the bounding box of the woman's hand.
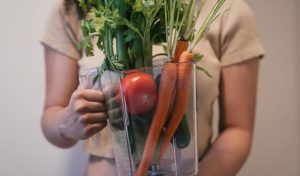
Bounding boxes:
[41,46,109,148]
[58,88,108,140]
[41,46,122,148]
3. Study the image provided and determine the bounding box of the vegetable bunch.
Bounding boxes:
[79,0,166,73]
[79,0,225,73]
[78,0,226,175]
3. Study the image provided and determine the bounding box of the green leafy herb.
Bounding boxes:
[78,0,226,79]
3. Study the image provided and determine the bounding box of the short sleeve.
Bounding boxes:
[220,0,265,67]
[40,0,81,60]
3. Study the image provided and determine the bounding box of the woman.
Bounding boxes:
[41,0,265,175]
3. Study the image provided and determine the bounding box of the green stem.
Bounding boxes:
[116,27,129,69]
[190,0,225,50]
[107,28,114,58]
[116,0,128,17]
[132,38,144,68]
[104,26,110,58]
[143,30,153,67]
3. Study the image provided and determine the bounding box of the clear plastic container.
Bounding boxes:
[91,61,198,176]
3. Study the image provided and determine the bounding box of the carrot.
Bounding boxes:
[136,63,178,176]
[159,51,194,160]
[173,40,189,63]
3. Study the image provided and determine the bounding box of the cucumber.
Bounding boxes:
[127,113,153,161]
[173,114,191,149]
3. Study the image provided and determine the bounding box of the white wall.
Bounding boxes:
[0,0,298,176]
[239,0,300,175]
[0,0,88,176]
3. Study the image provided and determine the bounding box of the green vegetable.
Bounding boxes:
[78,0,226,74]
[173,114,191,149]
[77,0,227,168]
[78,0,166,75]
[127,113,154,161]
[190,0,226,50]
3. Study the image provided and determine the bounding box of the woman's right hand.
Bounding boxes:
[58,88,108,140]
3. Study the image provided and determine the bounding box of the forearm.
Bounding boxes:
[197,127,253,176]
[41,106,77,148]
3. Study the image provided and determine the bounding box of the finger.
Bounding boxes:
[102,84,120,99]
[114,84,120,94]
[106,94,122,110]
[75,100,107,113]
[79,112,108,123]
[108,107,124,130]
[84,123,107,138]
[107,106,122,119]
[84,101,107,112]
[74,89,105,102]
[84,90,105,102]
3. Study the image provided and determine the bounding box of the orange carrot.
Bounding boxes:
[159,51,194,159]
[136,63,178,176]
[173,40,189,63]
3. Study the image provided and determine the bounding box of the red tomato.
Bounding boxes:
[121,72,157,115]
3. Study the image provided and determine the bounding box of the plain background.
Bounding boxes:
[0,0,299,175]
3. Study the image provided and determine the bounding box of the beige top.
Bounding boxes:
[41,0,265,159]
